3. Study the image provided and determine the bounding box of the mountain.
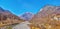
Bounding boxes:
[30,5,60,27]
[0,7,24,26]
[20,12,34,21]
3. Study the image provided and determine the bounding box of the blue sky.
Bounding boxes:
[0,0,60,16]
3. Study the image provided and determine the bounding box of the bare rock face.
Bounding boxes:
[30,5,60,27]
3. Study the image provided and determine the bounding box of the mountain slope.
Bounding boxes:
[30,5,60,27]
[0,7,24,27]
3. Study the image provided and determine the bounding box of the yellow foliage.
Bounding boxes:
[31,26,40,29]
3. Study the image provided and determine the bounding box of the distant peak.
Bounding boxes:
[0,7,3,9]
[0,7,5,12]
[20,12,34,21]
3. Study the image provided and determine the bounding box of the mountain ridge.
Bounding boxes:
[0,7,24,27]
[30,5,60,27]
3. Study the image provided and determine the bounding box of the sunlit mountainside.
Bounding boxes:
[0,7,24,27]
[30,5,60,29]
